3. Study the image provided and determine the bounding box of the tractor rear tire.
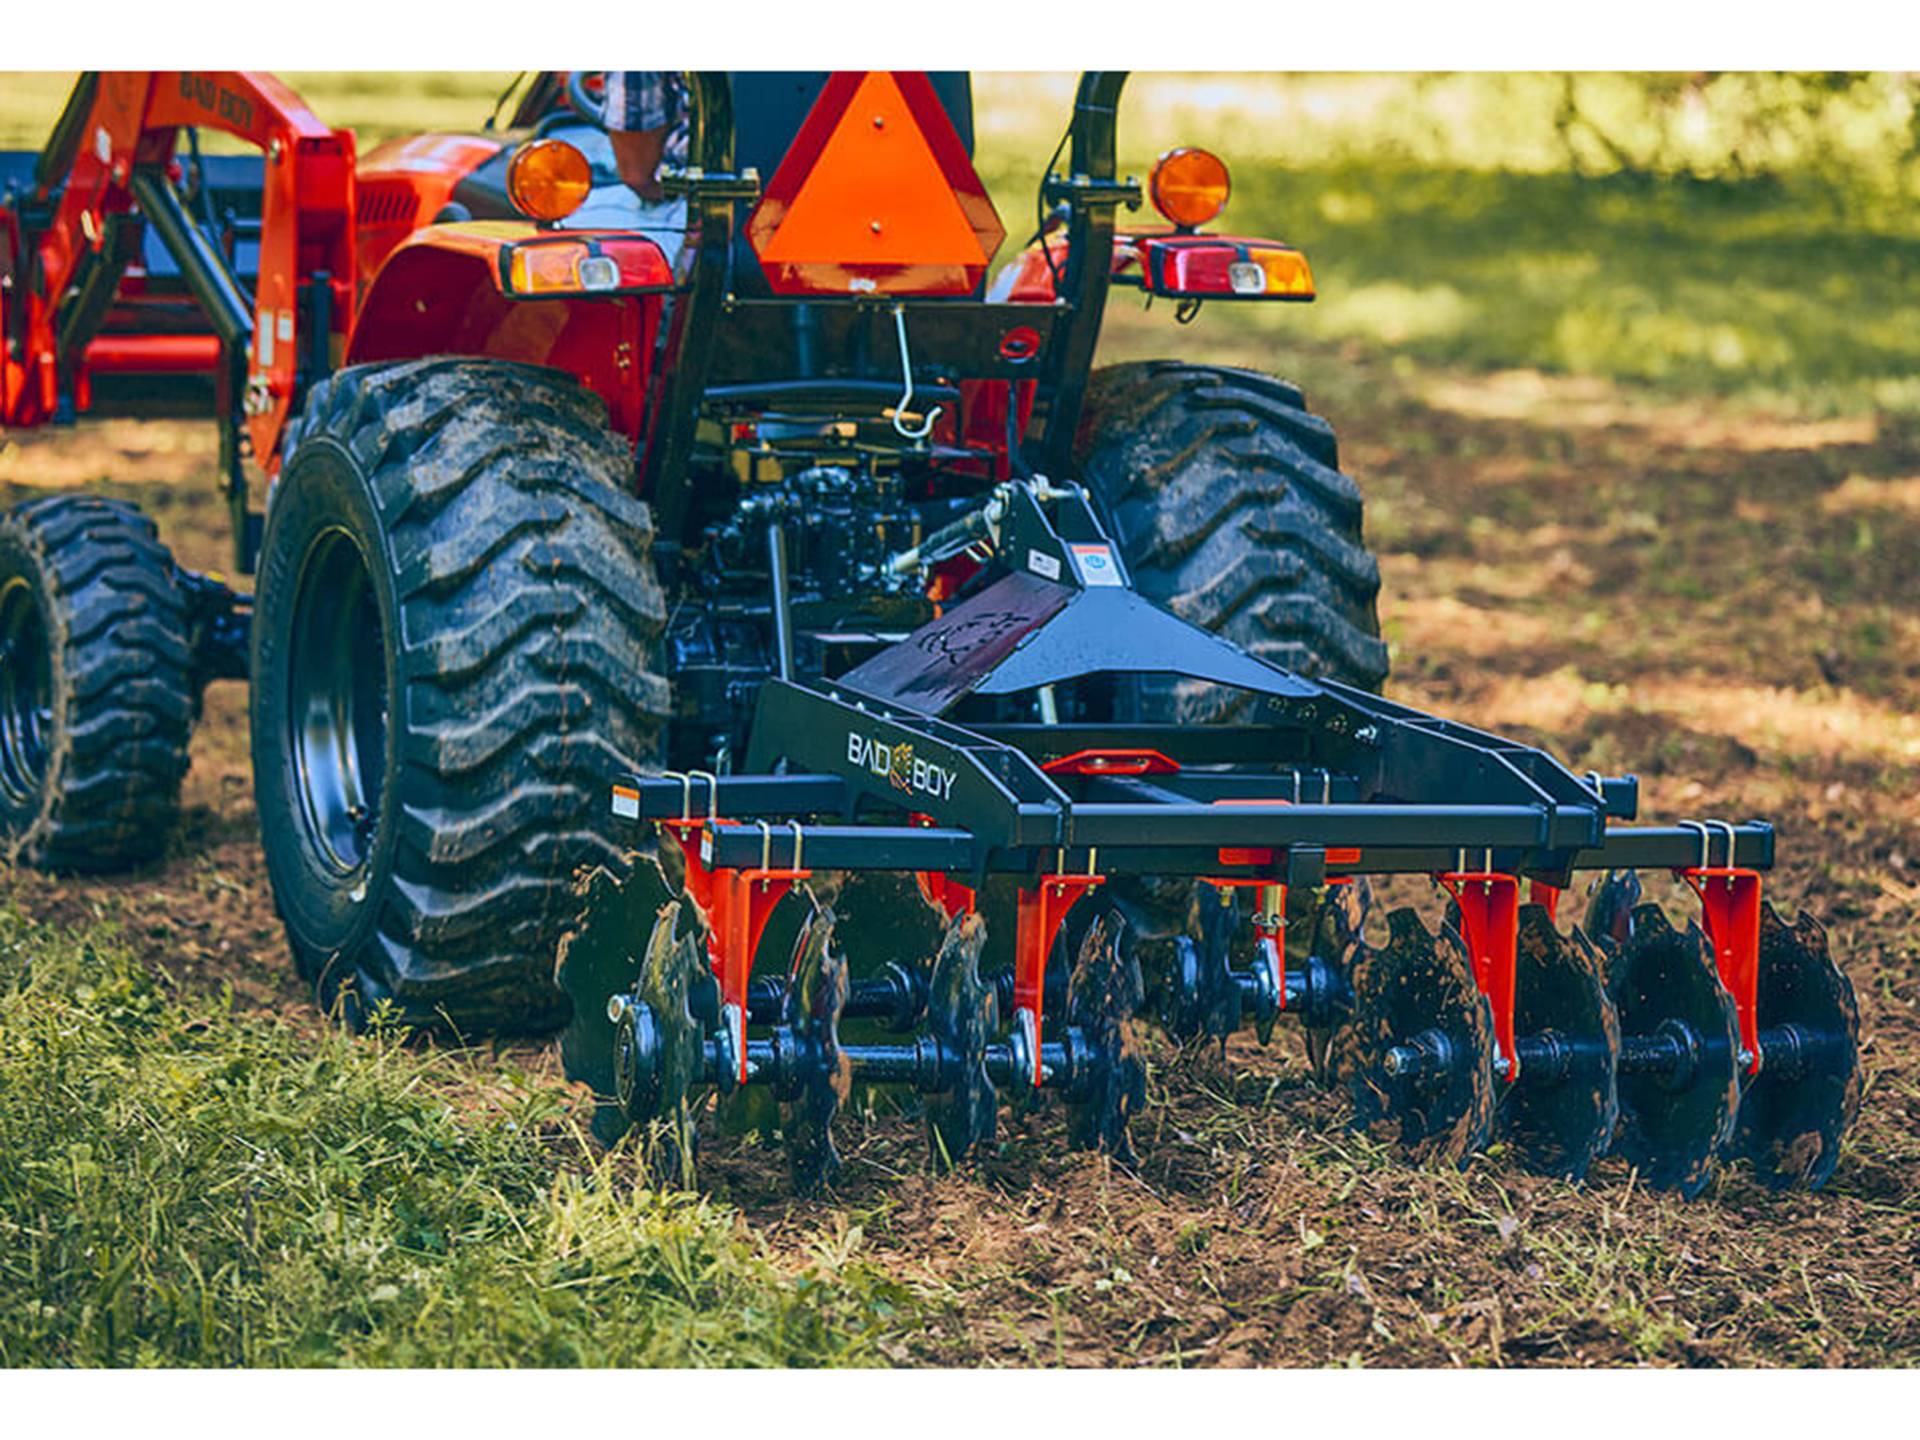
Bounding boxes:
[0,495,194,872]
[253,359,670,1034]
[1075,360,1389,709]
[1074,361,1389,949]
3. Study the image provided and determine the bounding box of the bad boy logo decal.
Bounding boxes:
[847,731,958,801]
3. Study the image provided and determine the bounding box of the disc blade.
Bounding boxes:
[634,900,711,1190]
[1340,907,1496,1165]
[784,908,851,1194]
[822,870,948,992]
[1064,909,1148,1164]
[1304,878,1368,1083]
[556,852,677,1146]
[1500,904,1620,1180]
[1732,904,1860,1191]
[924,911,998,1167]
[1583,870,1641,952]
[1164,885,1241,1045]
[1605,903,1740,1199]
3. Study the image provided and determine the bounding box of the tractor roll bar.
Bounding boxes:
[641,71,740,531]
[1037,71,1129,473]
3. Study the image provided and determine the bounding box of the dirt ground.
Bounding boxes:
[2,317,1916,1367]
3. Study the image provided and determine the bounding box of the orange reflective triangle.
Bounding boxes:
[759,72,987,267]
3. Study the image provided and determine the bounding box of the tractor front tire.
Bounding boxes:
[0,495,194,872]
[253,360,670,1033]
[1075,360,1389,708]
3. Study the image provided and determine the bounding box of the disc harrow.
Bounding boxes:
[560,478,1858,1197]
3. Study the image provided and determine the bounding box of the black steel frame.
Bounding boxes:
[612,477,1774,892]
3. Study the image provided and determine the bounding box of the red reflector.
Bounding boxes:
[1041,748,1180,777]
[748,71,1004,296]
[1218,847,1273,866]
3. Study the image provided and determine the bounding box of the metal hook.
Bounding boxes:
[1678,819,1710,869]
[689,769,720,822]
[788,820,806,873]
[1708,819,1737,868]
[757,820,773,872]
[662,769,693,822]
[890,304,941,441]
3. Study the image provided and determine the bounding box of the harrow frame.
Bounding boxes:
[576,476,1848,1194]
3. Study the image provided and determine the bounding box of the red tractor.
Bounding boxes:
[0,71,1858,1194]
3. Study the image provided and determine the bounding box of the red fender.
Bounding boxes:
[352,133,504,297]
[345,223,664,448]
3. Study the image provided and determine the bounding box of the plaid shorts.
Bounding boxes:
[603,71,690,164]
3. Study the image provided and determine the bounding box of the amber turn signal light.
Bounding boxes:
[1149,147,1230,230]
[507,139,593,224]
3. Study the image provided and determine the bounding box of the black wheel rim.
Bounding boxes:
[0,574,53,807]
[288,529,387,873]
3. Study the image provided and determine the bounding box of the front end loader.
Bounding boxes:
[0,70,1859,1197]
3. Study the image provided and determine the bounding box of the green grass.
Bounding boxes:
[1180,163,1920,415]
[0,904,917,1366]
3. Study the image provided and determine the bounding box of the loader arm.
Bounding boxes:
[3,72,355,570]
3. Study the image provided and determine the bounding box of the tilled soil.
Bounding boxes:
[3,327,1916,1366]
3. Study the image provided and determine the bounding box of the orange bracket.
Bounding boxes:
[910,812,975,920]
[1438,871,1521,1081]
[1528,878,1561,925]
[1014,870,1103,1085]
[661,818,809,1083]
[916,870,976,920]
[1677,867,1761,1075]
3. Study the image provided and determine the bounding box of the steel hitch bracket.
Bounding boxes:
[1437,867,1522,1080]
[1674,821,1761,1075]
[661,811,811,1084]
[1013,855,1104,1085]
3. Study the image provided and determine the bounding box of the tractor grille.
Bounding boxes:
[356,182,418,228]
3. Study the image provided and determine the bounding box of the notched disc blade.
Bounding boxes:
[635,900,710,1190]
[1064,909,1148,1165]
[1583,870,1641,953]
[1305,878,1368,1083]
[1605,903,1739,1199]
[1733,904,1861,1191]
[1166,887,1241,1045]
[1501,905,1620,1180]
[1340,907,1496,1165]
[556,851,677,1146]
[785,908,851,1194]
[925,911,998,1168]
[826,870,948,991]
